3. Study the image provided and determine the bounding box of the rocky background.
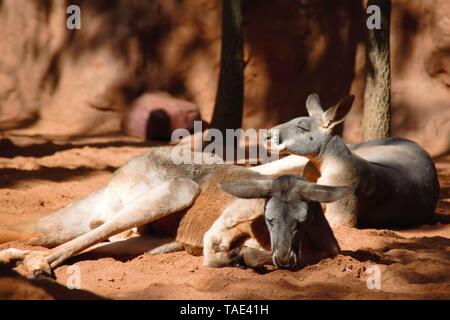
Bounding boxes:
[0,0,449,156]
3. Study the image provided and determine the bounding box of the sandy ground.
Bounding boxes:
[0,136,449,300]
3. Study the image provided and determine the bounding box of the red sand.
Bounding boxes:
[0,137,449,299]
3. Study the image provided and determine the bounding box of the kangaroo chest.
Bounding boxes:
[316,159,349,186]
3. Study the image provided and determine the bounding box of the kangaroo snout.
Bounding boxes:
[273,249,297,269]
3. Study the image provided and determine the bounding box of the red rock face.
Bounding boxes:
[0,0,448,155]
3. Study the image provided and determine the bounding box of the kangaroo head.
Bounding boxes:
[219,175,351,269]
[266,94,355,157]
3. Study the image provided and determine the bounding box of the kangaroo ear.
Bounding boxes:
[321,95,355,129]
[292,180,352,203]
[219,177,274,199]
[306,93,324,117]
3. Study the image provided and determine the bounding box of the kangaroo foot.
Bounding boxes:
[0,248,51,279]
[0,248,30,264]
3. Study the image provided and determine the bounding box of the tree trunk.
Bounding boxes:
[210,0,244,134]
[362,0,391,141]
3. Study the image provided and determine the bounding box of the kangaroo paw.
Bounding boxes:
[229,249,247,269]
[149,242,184,255]
[238,246,273,269]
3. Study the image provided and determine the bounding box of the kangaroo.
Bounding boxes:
[0,146,348,277]
[219,175,350,269]
[266,94,440,228]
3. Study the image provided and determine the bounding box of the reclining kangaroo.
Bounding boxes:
[0,146,349,277]
[267,94,440,228]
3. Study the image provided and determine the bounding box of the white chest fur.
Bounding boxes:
[317,157,345,186]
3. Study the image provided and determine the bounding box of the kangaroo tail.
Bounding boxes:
[0,221,38,244]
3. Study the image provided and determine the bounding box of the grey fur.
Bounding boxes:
[267,94,440,228]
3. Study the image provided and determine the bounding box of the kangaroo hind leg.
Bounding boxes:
[0,178,200,278]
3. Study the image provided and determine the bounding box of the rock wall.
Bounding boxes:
[0,0,449,156]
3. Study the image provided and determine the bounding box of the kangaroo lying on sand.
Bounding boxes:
[0,147,350,277]
[267,94,440,228]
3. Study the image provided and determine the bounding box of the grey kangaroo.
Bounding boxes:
[267,94,440,228]
[0,146,348,277]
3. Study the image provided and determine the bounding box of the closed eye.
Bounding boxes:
[296,122,310,131]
